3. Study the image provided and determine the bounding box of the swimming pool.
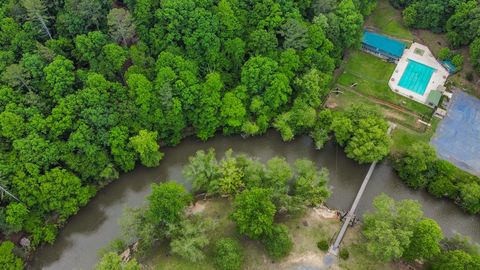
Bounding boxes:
[398,59,435,95]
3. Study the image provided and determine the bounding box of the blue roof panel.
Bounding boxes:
[362,31,406,58]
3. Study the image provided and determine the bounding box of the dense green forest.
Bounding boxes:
[0,0,378,260]
[388,0,480,71]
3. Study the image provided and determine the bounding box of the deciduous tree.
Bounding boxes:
[403,218,443,261]
[44,56,75,101]
[13,167,91,219]
[129,130,164,167]
[182,149,220,194]
[0,241,23,270]
[395,143,437,189]
[107,8,136,46]
[293,159,330,206]
[169,218,211,262]
[363,194,423,262]
[213,238,244,270]
[193,72,223,140]
[21,0,52,39]
[146,182,192,226]
[231,188,276,240]
[345,117,391,164]
[261,224,293,260]
[96,252,141,270]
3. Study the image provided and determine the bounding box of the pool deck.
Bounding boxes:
[389,43,449,105]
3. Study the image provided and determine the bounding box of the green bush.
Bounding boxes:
[0,241,23,270]
[438,48,451,61]
[317,239,329,251]
[339,248,350,260]
[213,238,244,270]
[451,54,464,70]
[262,225,293,260]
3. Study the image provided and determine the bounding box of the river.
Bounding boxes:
[29,131,480,269]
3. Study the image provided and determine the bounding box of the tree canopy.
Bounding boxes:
[0,0,371,261]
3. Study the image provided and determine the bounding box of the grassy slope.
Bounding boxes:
[365,0,414,41]
[336,50,433,117]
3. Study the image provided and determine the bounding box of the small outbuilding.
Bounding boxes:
[426,90,442,107]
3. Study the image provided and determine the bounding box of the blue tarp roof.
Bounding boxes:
[431,91,480,176]
[362,31,406,58]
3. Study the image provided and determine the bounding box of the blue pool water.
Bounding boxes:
[398,59,435,95]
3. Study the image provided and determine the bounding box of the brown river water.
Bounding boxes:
[29,131,480,269]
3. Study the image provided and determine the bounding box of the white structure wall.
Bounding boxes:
[389,43,449,105]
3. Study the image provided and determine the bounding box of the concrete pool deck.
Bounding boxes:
[389,43,449,105]
[431,91,480,176]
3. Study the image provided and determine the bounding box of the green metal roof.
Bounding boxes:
[427,90,442,106]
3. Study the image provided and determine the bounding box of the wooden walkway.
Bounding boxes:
[328,124,395,255]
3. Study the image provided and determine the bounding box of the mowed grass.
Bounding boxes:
[391,118,440,154]
[336,50,433,117]
[328,90,419,131]
[329,88,440,155]
[365,0,413,41]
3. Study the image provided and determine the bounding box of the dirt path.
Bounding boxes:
[276,207,341,270]
[333,85,422,119]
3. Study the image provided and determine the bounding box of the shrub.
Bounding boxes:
[310,128,329,150]
[262,225,293,260]
[0,241,23,270]
[451,54,464,70]
[96,252,140,270]
[339,248,350,260]
[213,238,244,270]
[438,48,451,61]
[317,239,329,251]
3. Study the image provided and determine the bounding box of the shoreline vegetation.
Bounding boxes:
[95,149,480,270]
[96,149,397,270]
[1,0,480,269]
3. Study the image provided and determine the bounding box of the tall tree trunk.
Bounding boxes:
[20,78,32,92]
[36,14,52,40]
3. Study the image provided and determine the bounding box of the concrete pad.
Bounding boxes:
[389,43,449,105]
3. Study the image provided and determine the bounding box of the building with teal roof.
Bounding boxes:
[361,31,406,62]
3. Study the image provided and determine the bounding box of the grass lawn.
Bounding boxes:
[390,118,440,154]
[145,199,391,270]
[328,88,440,155]
[365,0,414,41]
[336,50,433,117]
[328,89,419,129]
